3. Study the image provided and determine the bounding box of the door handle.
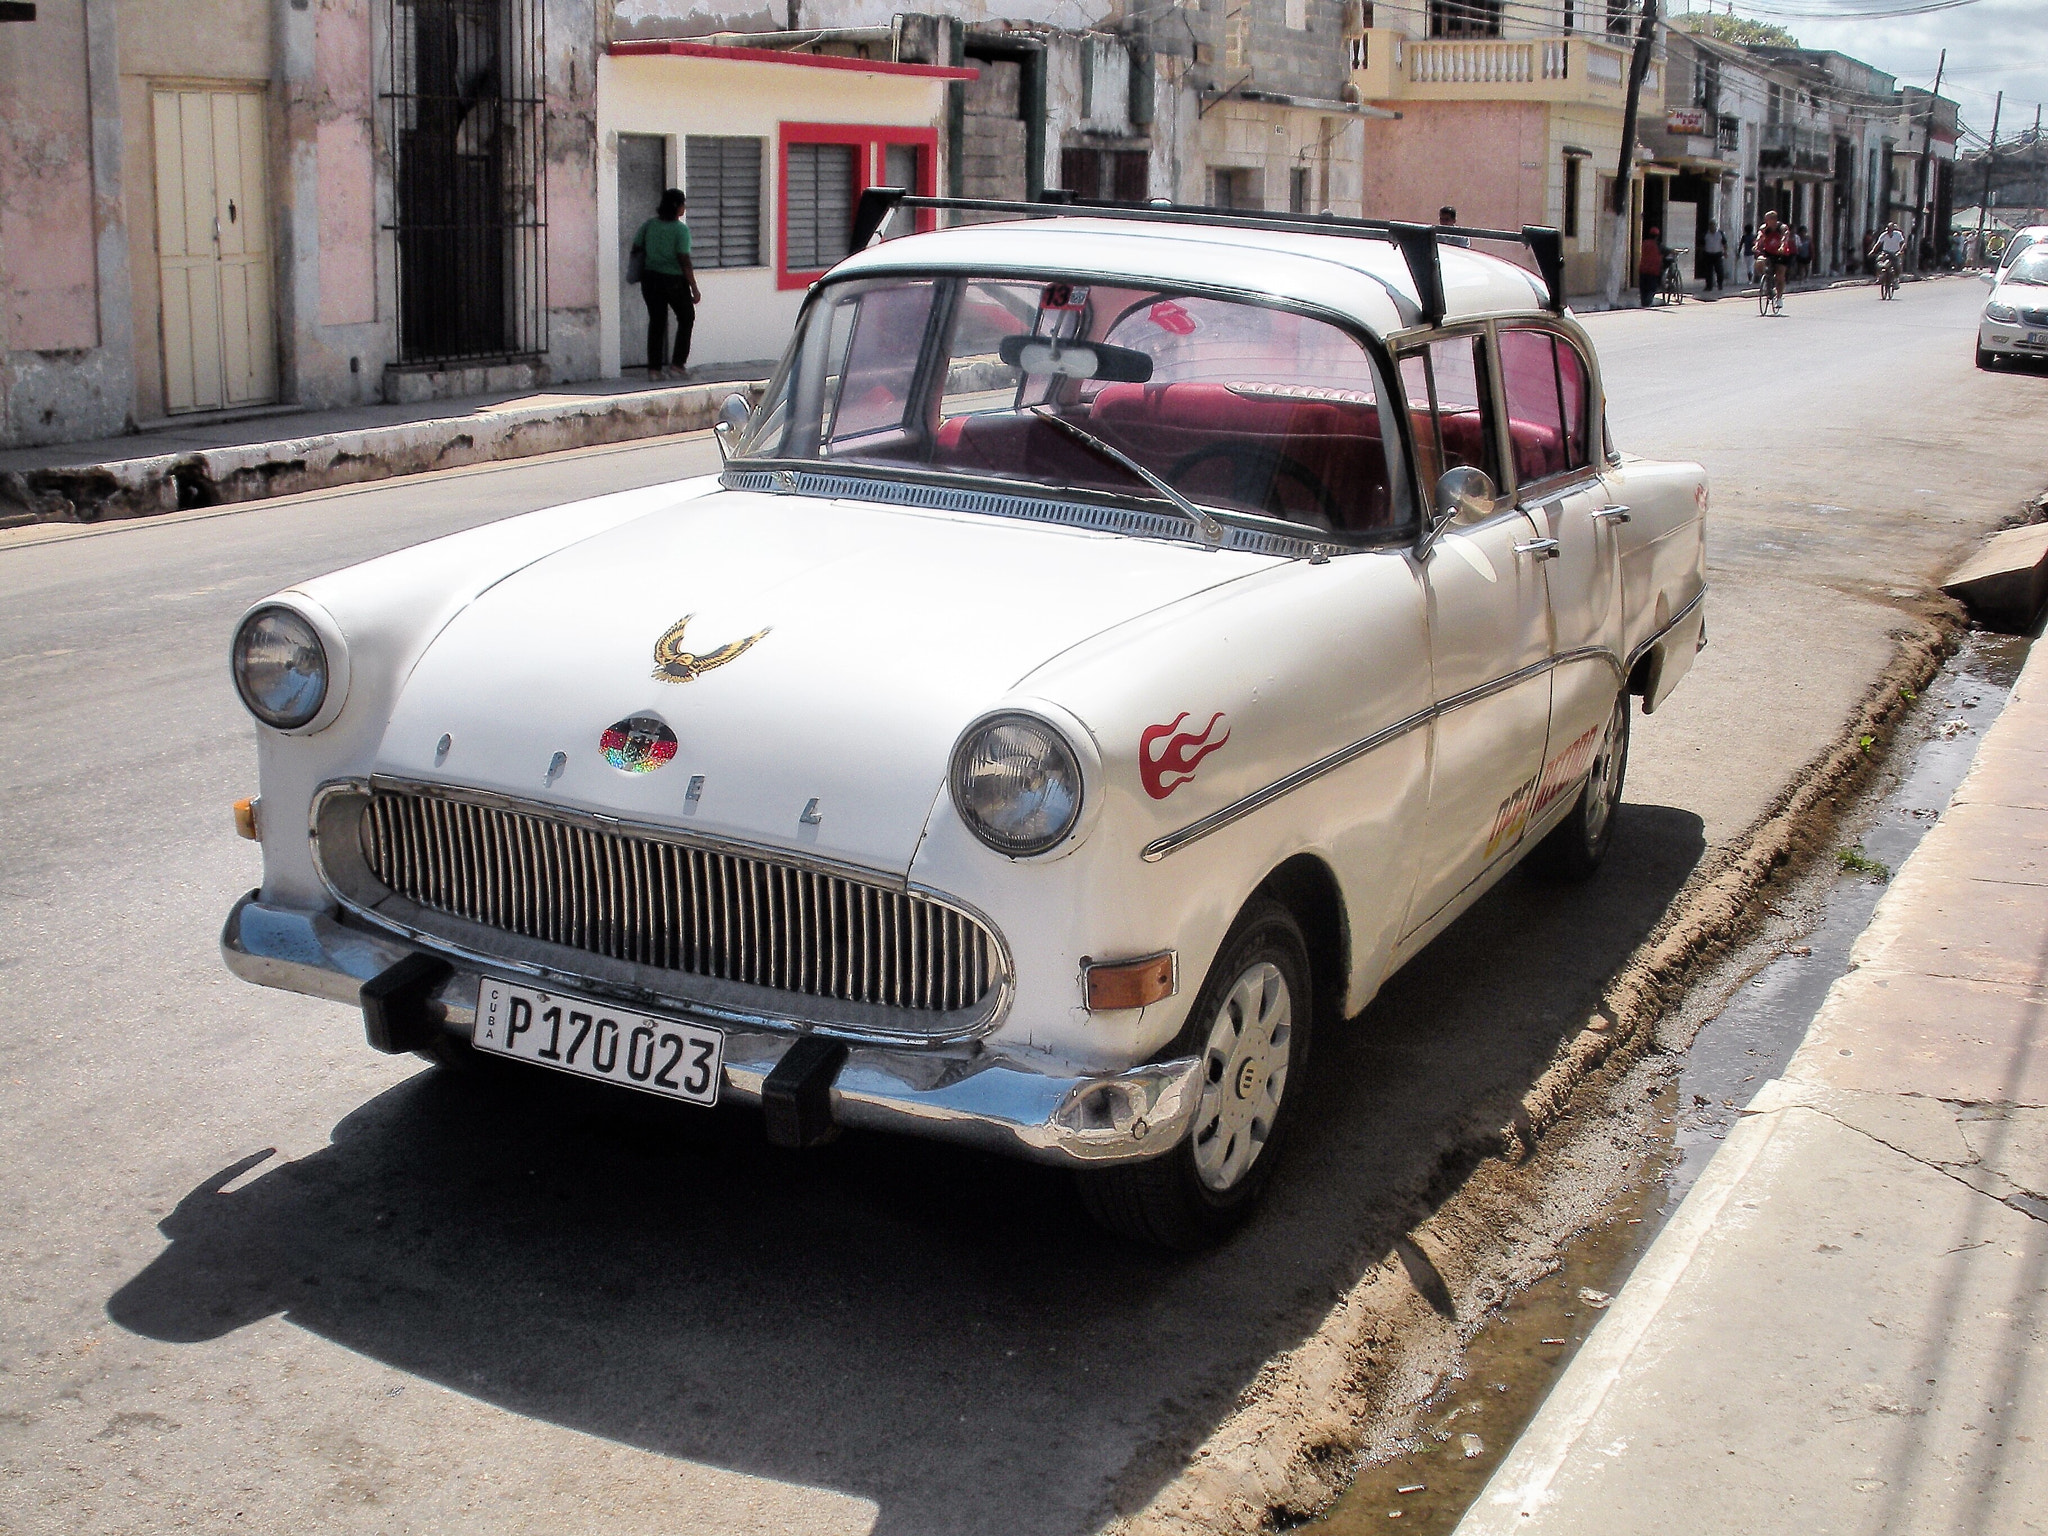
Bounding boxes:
[1515,538,1561,560]
[1590,505,1632,523]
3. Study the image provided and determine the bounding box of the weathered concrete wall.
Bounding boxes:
[615,0,1118,39]
[0,375,765,525]
[1,0,133,448]
[1357,99,1552,227]
[962,58,1029,201]
[545,0,604,385]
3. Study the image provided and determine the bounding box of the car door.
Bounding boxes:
[1401,332,1554,942]
[1497,325,1625,821]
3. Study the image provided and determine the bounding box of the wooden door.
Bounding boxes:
[153,88,276,413]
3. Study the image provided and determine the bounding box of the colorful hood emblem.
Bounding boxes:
[653,613,770,684]
[1140,711,1230,800]
[601,715,678,774]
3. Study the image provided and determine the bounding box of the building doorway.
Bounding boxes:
[616,133,667,371]
[150,87,277,414]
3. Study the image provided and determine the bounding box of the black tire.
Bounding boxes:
[1530,692,1631,882]
[1076,898,1313,1250]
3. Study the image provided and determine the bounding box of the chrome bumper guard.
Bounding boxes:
[222,892,1198,1169]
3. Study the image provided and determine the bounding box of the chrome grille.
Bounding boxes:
[357,789,1000,1013]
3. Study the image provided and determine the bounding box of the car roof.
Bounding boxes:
[831,215,1556,335]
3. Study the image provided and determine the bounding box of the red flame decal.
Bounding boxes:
[1140,712,1230,800]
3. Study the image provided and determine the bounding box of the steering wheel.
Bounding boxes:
[1167,443,1340,530]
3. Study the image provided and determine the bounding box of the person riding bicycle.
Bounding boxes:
[1754,211,1795,312]
[1869,221,1907,297]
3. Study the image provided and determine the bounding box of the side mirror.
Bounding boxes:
[1434,465,1497,527]
[713,392,752,461]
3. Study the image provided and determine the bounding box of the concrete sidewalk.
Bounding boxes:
[1456,639,2048,1535]
[0,363,770,526]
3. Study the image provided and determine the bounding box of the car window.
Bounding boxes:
[1497,328,1593,488]
[1398,333,1497,506]
[2004,250,2048,286]
[741,275,1412,538]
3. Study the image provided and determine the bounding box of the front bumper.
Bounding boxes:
[222,891,1199,1169]
[1980,318,2048,357]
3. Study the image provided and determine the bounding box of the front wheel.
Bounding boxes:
[1530,693,1631,881]
[1077,898,1312,1249]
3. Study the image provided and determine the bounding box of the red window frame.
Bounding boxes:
[777,122,939,291]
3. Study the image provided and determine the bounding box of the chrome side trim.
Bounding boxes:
[1139,585,1705,863]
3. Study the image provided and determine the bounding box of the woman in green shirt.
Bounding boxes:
[632,188,702,380]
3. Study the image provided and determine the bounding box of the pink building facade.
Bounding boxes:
[0,0,605,450]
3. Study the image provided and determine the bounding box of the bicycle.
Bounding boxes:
[1660,248,1688,305]
[1875,253,1900,299]
[1755,257,1785,316]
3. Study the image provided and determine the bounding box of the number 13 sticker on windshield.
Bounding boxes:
[475,980,725,1106]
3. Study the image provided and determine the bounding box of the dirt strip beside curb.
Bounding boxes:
[1109,602,1965,1536]
[0,379,765,527]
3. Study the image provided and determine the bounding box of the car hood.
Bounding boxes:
[376,488,1274,874]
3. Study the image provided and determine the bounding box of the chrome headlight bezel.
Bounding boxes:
[949,711,1086,859]
[231,599,350,734]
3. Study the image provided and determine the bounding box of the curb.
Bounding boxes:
[0,377,765,527]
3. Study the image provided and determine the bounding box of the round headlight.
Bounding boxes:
[951,714,1084,857]
[233,606,329,729]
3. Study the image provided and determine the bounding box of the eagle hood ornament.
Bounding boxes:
[652,614,770,684]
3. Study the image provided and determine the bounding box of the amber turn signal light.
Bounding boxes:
[1084,951,1177,1012]
[233,796,261,841]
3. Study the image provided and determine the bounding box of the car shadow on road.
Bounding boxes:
[108,804,1705,1536]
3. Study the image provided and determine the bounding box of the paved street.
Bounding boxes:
[1,278,2043,1536]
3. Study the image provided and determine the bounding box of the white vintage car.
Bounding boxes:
[223,196,1705,1247]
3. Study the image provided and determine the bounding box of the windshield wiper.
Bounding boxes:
[1030,407,1226,548]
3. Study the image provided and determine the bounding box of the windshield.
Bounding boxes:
[734,274,1410,537]
[2002,249,2048,287]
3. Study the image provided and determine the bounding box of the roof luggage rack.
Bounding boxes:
[849,188,1565,324]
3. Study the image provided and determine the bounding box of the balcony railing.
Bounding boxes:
[1758,122,1832,177]
[1406,38,1568,85]
[1351,31,1657,103]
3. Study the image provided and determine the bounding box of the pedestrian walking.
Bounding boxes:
[1437,205,1469,247]
[1700,222,1727,291]
[631,188,701,381]
[1737,223,1755,266]
[1795,225,1812,279]
[1639,226,1664,307]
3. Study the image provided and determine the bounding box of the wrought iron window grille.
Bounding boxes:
[382,0,548,368]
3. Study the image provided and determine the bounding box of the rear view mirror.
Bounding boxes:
[998,335,1154,383]
[714,391,752,461]
[1435,465,1497,526]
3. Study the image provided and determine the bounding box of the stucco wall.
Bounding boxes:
[596,49,951,374]
[2,0,133,448]
[614,0,1117,38]
[1356,99,1551,229]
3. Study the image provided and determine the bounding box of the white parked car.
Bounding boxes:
[1978,245,2048,368]
[223,195,1706,1246]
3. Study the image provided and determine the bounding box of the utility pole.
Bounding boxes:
[1913,49,1944,271]
[1974,91,2001,266]
[1602,0,1660,306]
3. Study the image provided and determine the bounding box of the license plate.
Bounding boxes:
[473,980,724,1106]
[2023,332,2047,348]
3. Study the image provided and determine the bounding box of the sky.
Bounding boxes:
[1679,0,2048,147]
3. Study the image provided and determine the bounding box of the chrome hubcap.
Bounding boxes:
[1192,961,1293,1192]
[1582,697,1626,846]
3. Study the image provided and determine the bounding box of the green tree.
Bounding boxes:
[1679,13,1801,47]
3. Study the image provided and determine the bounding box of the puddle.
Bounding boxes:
[1293,628,2031,1536]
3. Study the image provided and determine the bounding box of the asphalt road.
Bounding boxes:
[2,278,2043,1536]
